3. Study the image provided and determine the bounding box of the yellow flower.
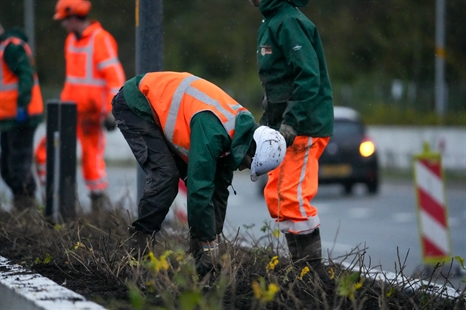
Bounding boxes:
[299,266,310,280]
[145,250,172,273]
[353,281,363,290]
[272,229,281,238]
[386,287,395,297]
[266,256,279,271]
[252,280,262,299]
[74,241,85,250]
[328,267,335,279]
[252,278,279,303]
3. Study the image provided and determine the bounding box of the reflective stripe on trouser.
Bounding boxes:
[264,136,330,234]
[77,112,108,192]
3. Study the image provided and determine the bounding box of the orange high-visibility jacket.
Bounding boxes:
[0,37,43,120]
[60,21,125,115]
[138,72,247,162]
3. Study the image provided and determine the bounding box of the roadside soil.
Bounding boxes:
[0,207,464,310]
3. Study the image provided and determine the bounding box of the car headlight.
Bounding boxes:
[359,139,375,157]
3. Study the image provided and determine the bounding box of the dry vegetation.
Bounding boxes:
[0,206,464,310]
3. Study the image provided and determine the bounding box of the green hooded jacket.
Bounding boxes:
[0,27,43,131]
[256,0,333,137]
[123,75,258,241]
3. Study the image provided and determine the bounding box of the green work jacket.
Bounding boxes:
[123,76,257,241]
[257,0,333,137]
[0,28,43,131]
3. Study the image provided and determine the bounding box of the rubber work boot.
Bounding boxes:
[90,192,112,212]
[285,228,332,287]
[191,239,220,277]
[127,227,155,258]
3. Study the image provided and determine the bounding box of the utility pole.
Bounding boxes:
[24,0,35,55]
[135,0,163,200]
[435,0,446,117]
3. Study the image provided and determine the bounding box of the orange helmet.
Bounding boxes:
[53,0,92,20]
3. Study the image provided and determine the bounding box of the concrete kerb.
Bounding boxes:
[0,256,105,310]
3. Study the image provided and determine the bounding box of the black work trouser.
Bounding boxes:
[112,89,187,234]
[0,125,37,197]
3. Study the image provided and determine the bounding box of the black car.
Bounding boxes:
[318,106,379,195]
[257,106,379,195]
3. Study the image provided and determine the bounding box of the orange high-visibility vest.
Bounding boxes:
[138,72,247,162]
[0,37,43,120]
[60,21,125,114]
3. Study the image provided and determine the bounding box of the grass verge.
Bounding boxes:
[0,206,464,309]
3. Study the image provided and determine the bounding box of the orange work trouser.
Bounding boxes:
[264,136,329,235]
[34,112,108,193]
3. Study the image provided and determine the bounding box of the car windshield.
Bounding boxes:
[333,120,363,140]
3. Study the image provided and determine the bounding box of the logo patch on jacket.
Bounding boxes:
[260,45,272,56]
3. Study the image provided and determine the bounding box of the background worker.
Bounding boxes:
[0,22,44,210]
[112,71,286,275]
[247,0,334,284]
[35,0,126,211]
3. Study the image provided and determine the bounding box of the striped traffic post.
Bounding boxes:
[413,142,451,266]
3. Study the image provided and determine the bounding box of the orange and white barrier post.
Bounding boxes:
[413,142,451,265]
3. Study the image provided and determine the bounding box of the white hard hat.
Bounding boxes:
[250,126,286,182]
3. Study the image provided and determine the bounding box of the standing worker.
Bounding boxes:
[112,71,286,275]
[0,22,44,210]
[247,0,334,285]
[35,0,126,210]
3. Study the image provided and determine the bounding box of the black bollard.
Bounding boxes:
[44,100,77,222]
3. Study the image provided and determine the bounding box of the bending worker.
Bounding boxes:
[35,0,126,210]
[0,22,44,210]
[112,71,286,274]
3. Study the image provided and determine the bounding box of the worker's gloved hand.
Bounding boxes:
[16,107,29,123]
[103,113,117,131]
[279,123,297,147]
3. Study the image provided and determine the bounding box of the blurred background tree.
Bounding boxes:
[1,0,464,125]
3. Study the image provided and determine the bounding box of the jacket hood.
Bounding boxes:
[226,111,259,170]
[1,26,28,42]
[260,0,309,15]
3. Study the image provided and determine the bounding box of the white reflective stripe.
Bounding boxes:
[165,75,200,141]
[0,39,39,92]
[66,29,109,88]
[0,84,17,91]
[185,86,236,133]
[174,144,189,158]
[0,41,18,91]
[66,76,106,86]
[109,87,120,95]
[96,57,120,70]
[297,137,313,217]
[277,215,321,234]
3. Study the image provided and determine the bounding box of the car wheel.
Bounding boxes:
[343,183,353,195]
[367,178,379,195]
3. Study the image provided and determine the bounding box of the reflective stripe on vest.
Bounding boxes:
[0,38,40,91]
[163,75,241,158]
[0,37,43,119]
[0,39,20,91]
[65,31,106,87]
